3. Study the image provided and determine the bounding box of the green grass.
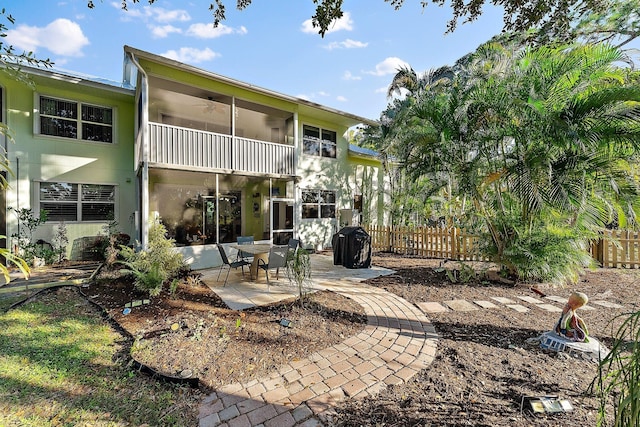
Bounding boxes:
[0,288,199,426]
[0,292,27,312]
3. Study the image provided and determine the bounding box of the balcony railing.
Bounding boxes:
[147,122,295,176]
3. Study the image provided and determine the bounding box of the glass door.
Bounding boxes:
[271,197,294,244]
[200,196,216,244]
[217,191,242,243]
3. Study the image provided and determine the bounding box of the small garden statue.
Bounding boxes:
[534,290,607,361]
[554,291,589,342]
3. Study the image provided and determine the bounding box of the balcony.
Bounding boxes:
[146,122,295,176]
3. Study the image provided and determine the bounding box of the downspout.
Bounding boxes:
[126,52,150,250]
[215,174,219,244]
[269,178,272,242]
[15,157,19,253]
[293,111,299,240]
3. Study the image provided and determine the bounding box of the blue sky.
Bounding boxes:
[3,1,542,120]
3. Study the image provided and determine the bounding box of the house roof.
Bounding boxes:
[123,45,379,128]
[348,143,380,159]
[15,65,135,96]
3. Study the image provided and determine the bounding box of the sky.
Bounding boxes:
[0,1,587,121]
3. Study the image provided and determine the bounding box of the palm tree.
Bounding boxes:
[382,41,640,284]
[386,65,454,99]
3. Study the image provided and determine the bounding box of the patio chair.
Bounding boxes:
[287,238,300,254]
[258,245,289,290]
[217,244,250,287]
[236,235,254,263]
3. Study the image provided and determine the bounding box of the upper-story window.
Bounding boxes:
[303,125,337,158]
[38,95,114,143]
[39,182,116,222]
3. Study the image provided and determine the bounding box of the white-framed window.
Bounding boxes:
[38,182,116,222]
[302,189,336,219]
[37,95,114,143]
[302,125,337,158]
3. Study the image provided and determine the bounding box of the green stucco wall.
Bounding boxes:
[0,72,137,257]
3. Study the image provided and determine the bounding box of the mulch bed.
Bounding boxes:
[9,254,639,425]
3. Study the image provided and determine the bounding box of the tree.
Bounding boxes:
[387,65,453,99]
[375,41,640,284]
[91,0,609,38]
[526,0,640,48]
[0,9,53,85]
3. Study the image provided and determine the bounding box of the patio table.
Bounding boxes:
[229,243,272,280]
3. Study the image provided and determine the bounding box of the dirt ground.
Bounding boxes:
[81,254,640,426]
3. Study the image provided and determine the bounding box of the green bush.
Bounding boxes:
[9,207,48,266]
[593,309,640,427]
[500,226,595,285]
[286,248,312,305]
[120,261,167,297]
[119,221,185,296]
[471,210,596,285]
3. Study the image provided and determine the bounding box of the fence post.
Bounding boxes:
[451,227,459,260]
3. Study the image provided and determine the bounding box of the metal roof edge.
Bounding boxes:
[348,143,381,159]
[4,64,135,95]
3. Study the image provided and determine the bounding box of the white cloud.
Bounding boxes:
[113,3,190,23]
[324,38,368,50]
[6,18,89,57]
[186,23,247,38]
[161,47,220,63]
[301,11,353,34]
[375,86,388,93]
[152,8,191,23]
[151,24,182,38]
[336,95,348,102]
[296,91,330,102]
[343,71,362,81]
[366,57,409,76]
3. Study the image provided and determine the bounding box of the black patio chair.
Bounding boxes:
[217,244,250,286]
[236,235,255,263]
[258,245,289,290]
[287,238,300,254]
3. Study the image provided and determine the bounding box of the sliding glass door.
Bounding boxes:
[271,198,294,245]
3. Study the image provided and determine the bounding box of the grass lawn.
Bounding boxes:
[0,287,200,426]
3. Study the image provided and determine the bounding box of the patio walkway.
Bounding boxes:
[198,254,439,426]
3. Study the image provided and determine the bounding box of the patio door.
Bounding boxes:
[200,196,216,244]
[217,191,242,243]
[198,191,242,244]
[270,197,294,244]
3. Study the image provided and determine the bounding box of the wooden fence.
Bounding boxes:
[590,229,640,268]
[363,225,640,269]
[363,225,488,261]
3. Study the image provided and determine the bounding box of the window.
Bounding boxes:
[39,182,115,222]
[38,96,113,143]
[302,189,336,219]
[302,125,337,158]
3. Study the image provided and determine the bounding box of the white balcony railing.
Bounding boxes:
[147,122,295,176]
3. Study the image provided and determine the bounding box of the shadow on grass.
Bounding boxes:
[0,287,199,426]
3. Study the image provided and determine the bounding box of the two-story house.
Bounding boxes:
[1,46,387,265]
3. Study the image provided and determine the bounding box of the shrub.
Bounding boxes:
[286,248,312,305]
[120,261,167,297]
[593,309,640,427]
[119,221,185,296]
[9,208,48,266]
[51,221,69,263]
[500,226,595,285]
